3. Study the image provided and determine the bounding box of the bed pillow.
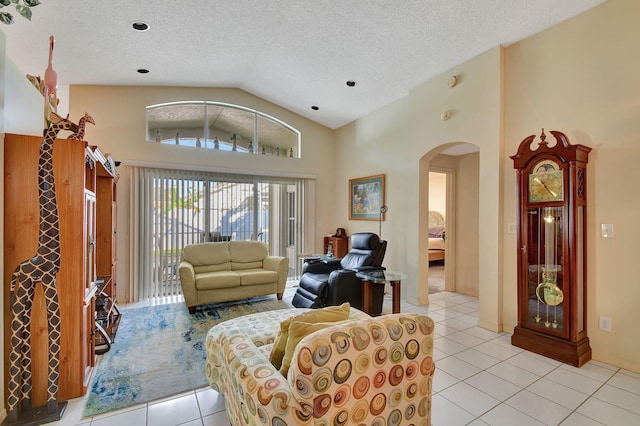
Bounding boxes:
[279,320,346,377]
[269,303,350,370]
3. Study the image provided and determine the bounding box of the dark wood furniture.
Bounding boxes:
[91,147,120,354]
[510,129,592,367]
[3,134,119,407]
[4,134,96,404]
[323,235,348,258]
[356,270,405,315]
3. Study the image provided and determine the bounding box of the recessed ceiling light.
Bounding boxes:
[131,21,149,31]
[137,69,150,74]
[346,80,356,87]
[311,106,319,111]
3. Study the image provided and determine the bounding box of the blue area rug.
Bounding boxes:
[83,295,289,417]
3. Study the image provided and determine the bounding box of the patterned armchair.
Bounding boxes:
[205,308,435,425]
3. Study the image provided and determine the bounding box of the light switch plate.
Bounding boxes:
[601,224,614,238]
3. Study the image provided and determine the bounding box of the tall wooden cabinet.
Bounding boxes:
[91,147,120,354]
[3,133,117,406]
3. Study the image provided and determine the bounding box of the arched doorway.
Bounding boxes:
[419,142,480,304]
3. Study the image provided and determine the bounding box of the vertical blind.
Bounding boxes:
[129,166,304,303]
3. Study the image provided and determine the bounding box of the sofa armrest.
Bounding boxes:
[289,313,436,423]
[215,333,313,425]
[263,255,289,293]
[178,261,197,308]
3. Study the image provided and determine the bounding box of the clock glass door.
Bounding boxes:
[526,206,565,334]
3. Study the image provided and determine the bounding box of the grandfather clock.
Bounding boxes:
[510,129,592,367]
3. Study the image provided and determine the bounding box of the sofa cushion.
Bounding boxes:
[237,269,278,286]
[195,271,240,290]
[229,240,267,270]
[279,320,346,377]
[269,303,351,370]
[183,242,232,273]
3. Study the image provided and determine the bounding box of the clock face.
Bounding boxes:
[529,160,563,202]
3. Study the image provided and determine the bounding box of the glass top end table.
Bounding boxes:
[356,270,407,315]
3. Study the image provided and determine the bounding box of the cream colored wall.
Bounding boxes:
[68,85,337,302]
[455,152,480,297]
[336,48,502,331]
[428,172,446,215]
[502,0,640,372]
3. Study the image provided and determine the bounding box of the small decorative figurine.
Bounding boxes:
[196,135,201,148]
[175,133,180,145]
[275,146,280,156]
[261,144,266,155]
[248,140,254,153]
[289,147,294,158]
[213,136,219,150]
[155,129,161,143]
[231,133,237,151]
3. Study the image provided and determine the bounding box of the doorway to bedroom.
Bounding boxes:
[428,171,447,293]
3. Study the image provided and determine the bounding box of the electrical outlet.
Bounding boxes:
[599,316,612,332]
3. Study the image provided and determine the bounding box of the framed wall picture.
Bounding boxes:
[349,174,385,220]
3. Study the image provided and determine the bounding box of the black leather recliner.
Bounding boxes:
[292,232,387,315]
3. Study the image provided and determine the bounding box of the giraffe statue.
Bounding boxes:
[68,112,95,141]
[6,115,79,423]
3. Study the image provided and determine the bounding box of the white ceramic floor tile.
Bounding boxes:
[448,303,478,314]
[545,367,603,395]
[90,406,147,426]
[434,336,468,355]
[526,377,590,410]
[147,393,201,426]
[506,389,571,426]
[446,331,486,348]
[436,356,482,380]
[195,387,226,417]
[433,368,461,393]
[454,348,501,370]
[202,410,231,426]
[559,361,616,383]
[440,382,500,417]
[465,371,522,401]
[491,334,516,348]
[619,368,640,379]
[178,420,203,426]
[479,403,545,426]
[463,326,503,341]
[559,412,605,425]
[506,352,559,376]
[433,347,449,362]
[577,396,640,425]
[431,394,475,426]
[487,362,540,388]
[440,318,473,330]
[608,370,640,395]
[592,384,640,415]
[474,341,522,360]
[455,314,480,325]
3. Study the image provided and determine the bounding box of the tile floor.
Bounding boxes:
[51,290,640,425]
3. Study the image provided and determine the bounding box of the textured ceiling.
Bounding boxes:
[2,0,605,129]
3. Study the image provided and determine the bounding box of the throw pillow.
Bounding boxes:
[269,303,350,370]
[279,320,344,377]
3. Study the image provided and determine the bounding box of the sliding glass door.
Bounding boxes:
[130,167,303,302]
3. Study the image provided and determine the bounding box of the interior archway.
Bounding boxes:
[418,142,480,305]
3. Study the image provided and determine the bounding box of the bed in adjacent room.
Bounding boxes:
[428,210,446,262]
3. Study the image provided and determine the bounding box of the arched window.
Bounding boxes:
[146,101,301,158]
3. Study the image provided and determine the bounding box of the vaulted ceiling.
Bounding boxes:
[2,0,605,129]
